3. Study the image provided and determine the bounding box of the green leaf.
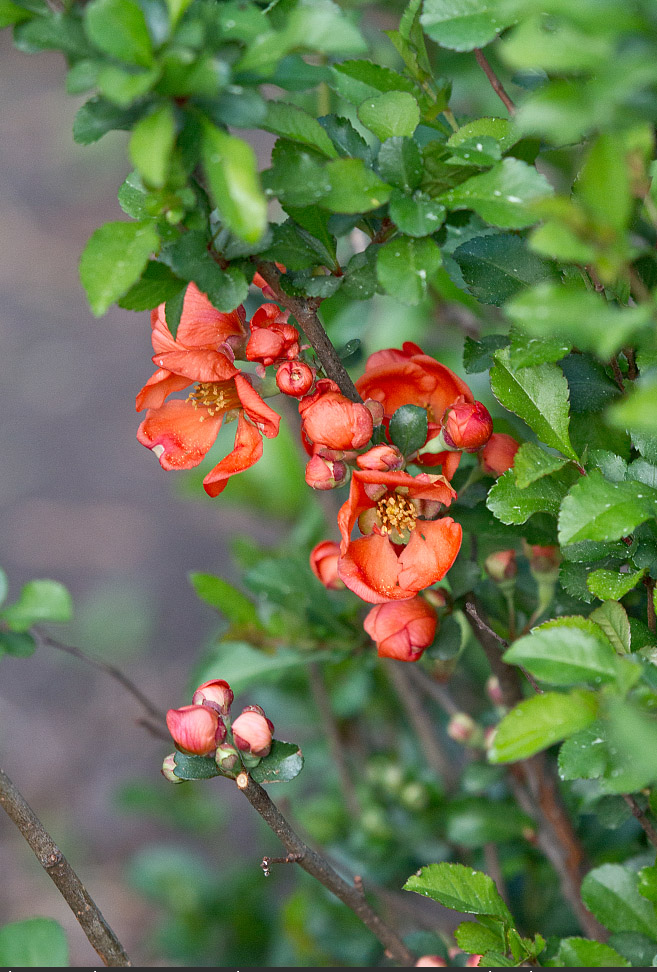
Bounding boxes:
[558,470,657,545]
[129,103,176,189]
[639,866,657,905]
[455,921,505,956]
[529,220,596,264]
[489,690,598,763]
[505,283,652,360]
[320,158,392,214]
[558,724,609,781]
[463,334,508,373]
[0,918,69,967]
[172,752,220,781]
[0,1,33,27]
[189,573,259,628]
[439,159,553,229]
[264,141,331,209]
[0,568,7,607]
[377,137,423,191]
[453,233,553,306]
[1,579,72,632]
[575,133,632,233]
[358,91,420,141]
[376,236,441,305]
[487,467,567,524]
[389,192,446,237]
[388,404,429,455]
[587,567,647,601]
[448,116,516,153]
[263,102,338,159]
[201,123,267,245]
[551,937,630,967]
[283,0,367,57]
[15,10,92,58]
[0,630,37,658]
[96,64,159,107]
[85,0,153,67]
[420,0,514,52]
[79,220,159,316]
[508,330,571,370]
[404,862,512,923]
[118,261,185,311]
[608,375,657,436]
[490,349,577,460]
[590,601,631,655]
[318,114,371,163]
[329,59,417,106]
[502,617,625,687]
[513,442,568,488]
[73,97,146,145]
[581,864,657,939]
[445,798,532,847]
[194,640,334,695]
[250,740,304,784]
[602,699,657,794]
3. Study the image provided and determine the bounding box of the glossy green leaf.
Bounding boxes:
[420,0,514,52]
[0,918,69,967]
[638,866,657,904]
[264,140,332,209]
[172,752,220,781]
[507,330,571,369]
[85,0,153,67]
[445,798,532,847]
[80,220,159,315]
[96,64,159,107]
[439,159,553,229]
[329,59,417,105]
[558,470,657,545]
[1,579,72,632]
[581,865,657,939]
[608,376,657,436]
[388,404,429,455]
[0,630,37,658]
[118,261,185,311]
[189,573,259,628]
[576,133,632,233]
[551,937,630,967]
[513,442,568,488]
[250,740,304,784]
[448,116,516,152]
[502,617,624,687]
[129,103,176,189]
[263,102,338,159]
[73,97,145,145]
[453,233,553,306]
[201,123,267,244]
[389,192,446,237]
[377,137,423,191]
[284,0,367,57]
[590,601,631,655]
[490,349,577,460]
[487,467,566,524]
[0,1,33,27]
[455,921,505,956]
[602,699,657,794]
[558,724,609,781]
[358,91,420,141]
[320,158,392,214]
[404,862,512,923]
[489,690,598,763]
[587,567,647,601]
[377,235,441,305]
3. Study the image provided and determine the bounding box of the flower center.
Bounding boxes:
[187,381,240,417]
[376,493,417,536]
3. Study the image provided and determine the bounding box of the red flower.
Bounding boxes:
[192,679,234,715]
[305,453,348,490]
[245,303,300,367]
[356,444,404,472]
[166,704,226,755]
[337,469,461,602]
[364,597,437,661]
[480,433,519,476]
[276,360,314,397]
[356,343,474,478]
[442,400,493,452]
[231,705,274,757]
[300,379,373,451]
[136,284,280,497]
[310,540,343,590]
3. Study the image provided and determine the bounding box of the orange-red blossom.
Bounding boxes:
[310,540,343,590]
[364,597,437,661]
[442,400,493,452]
[337,468,461,603]
[136,283,280,497]
[300,379,374,452]
[480,433,519,477]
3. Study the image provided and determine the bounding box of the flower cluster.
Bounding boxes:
[164,677,274,776]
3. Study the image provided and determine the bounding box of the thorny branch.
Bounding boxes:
[0,768,131,967]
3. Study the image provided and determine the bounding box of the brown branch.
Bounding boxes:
[253,261,362,402]
[307,662,362,817]
[404,663,461,717]
[644,576,656,634]
[610,355,625,392]
[0,768,131,966]
[235,773,415,966]
[464,598,542,696]
[622,794,657,850]
[474,48,516,116]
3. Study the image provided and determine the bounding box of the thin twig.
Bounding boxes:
[609,355,625,392]
[644,576,656,635]
[404,663,461,717]
[625,347,638,380]
[254,261,362,402]
[464,598,543,695]
[307,662,362,817]
[387,661,457,790]
[236,773,415,966]
[483,843,509,906]
[0,768,131,966]
[622,795,657,850]
[474,48,515,116]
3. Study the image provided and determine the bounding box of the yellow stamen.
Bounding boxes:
[376,493,418,536]
[187,380,240,417]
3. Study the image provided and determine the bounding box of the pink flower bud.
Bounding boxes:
[161,752,183,783]
[357,444,404,471]
[192,678,234,715]
[364,598,437,662]
[276,360,314,397]
[423,587,451,614]
[486,675,504,707]
[447,712,478,744]
[485,550,517,583]
[166,704,225,756]
[527,544,561,576]
[305,453,348,490]
[479,433,519,477]
[310,540,344,590]
[465,955,483,967]
[415,957,447,967]
[442,401,493,452]
[231,706,274,757]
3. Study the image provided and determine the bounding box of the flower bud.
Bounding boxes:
[415,957,447,967]
[231,705,274,758]
[305,453,348,490]
[215,743,240,773]
[423,587,451,615]
[479,433,520,477]
[161,752,183,783]
[465,955,484,967]
[192,678,234,715]
[486,675,505,707]
[364,398,385,426]
[485,550,517,584]
[300,380,373,451]
[310,540,344,590]
[276,360,314,397]
[527,544,561,578]
[166,704,225,756]
[447,712,480,745]
[246,322,299,367]
[357,444,404,471]
[442,400,493,452]
[364,598,437,662]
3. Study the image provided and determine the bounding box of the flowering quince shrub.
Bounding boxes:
[7,0,657,967]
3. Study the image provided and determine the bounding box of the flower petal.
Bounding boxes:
[153,348,239,383]
[176,282,246,348]
[137,399,222,470]
[338,533,412,602]
[397,517,462,593]
[234,374,280,439]
[203,412,263,497]
[136,369,190,411]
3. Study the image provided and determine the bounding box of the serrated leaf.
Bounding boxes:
[330,59,417,105]
[455,921,505,956]
[80,220,159,315]
[85,0,153,67]
[129,103,176,189]
[590,601,631,655]
[263,102,338,159]
[250,740,304,783]
[463,334,508,373]
[558,724,609,781]
[189,573,259,628]
[358,91,420,141]
[453,233,553,306]
[448,117,516,152]
[558,470,657,545]
[489,690,598,763]
[1,579,72,632]
[201,123,266,245]
[388,404,429,455]
[318,114,371,162]
[376,236,441,305]
[513,442,568,488]
[508,330,571,369]
[587,567,647,601]
[389,192,446,237]
[73,97,145,145]
[404,862,512,923]
[0,918,69,967]
[118,261,185,311]
[502,617,624,687]
[420,0,514,52]
[490,349,577,460]
[320,158,392,214]
[439,159,553,229]
[377,137,423,191]
[581,865,657,939]
[552,937,630,967]
[487,467,566,524]
[172,752,220,781]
